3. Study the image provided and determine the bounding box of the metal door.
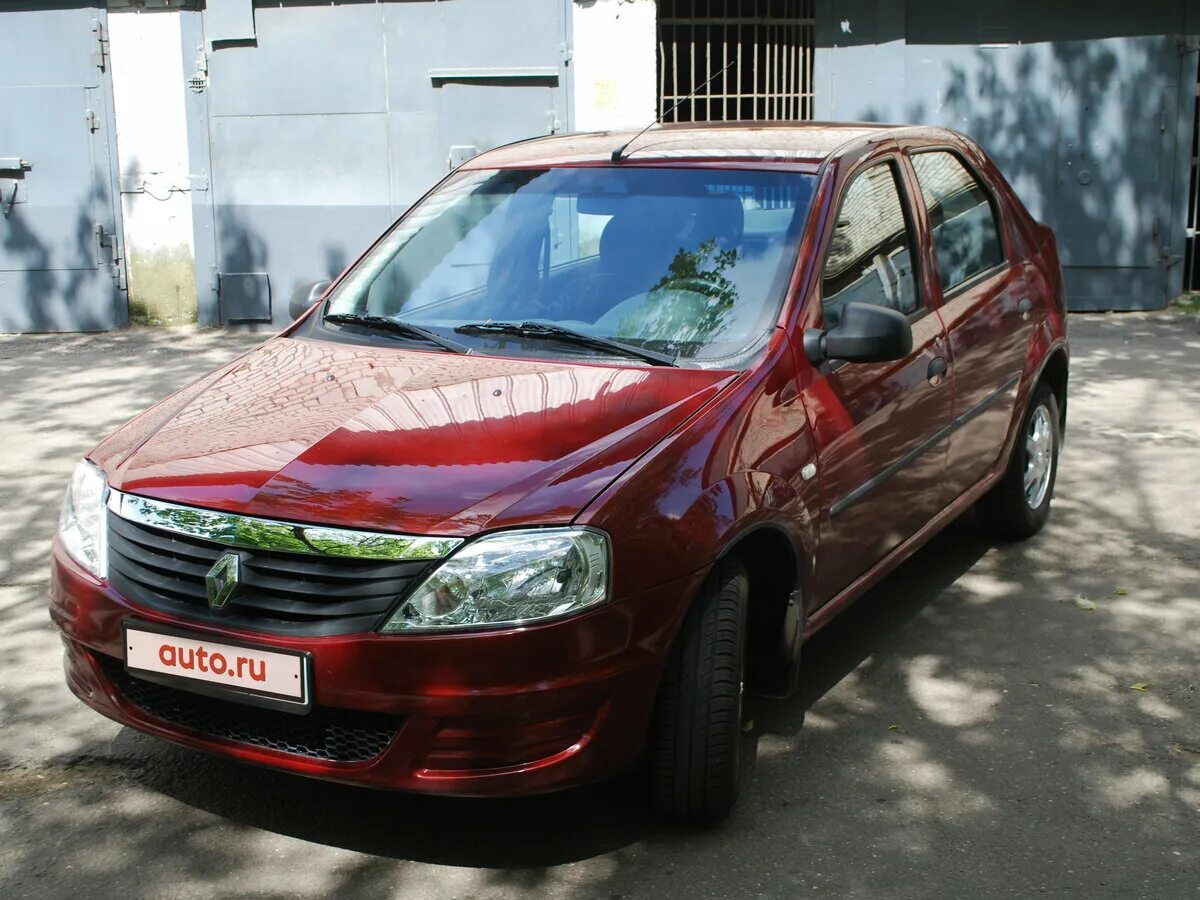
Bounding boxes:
[198,0,570,325]
[0,4,125,332]
[1051,49,1184,310]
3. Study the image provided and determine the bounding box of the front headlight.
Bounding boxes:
[381,527,610,633]
[59,459,108,578]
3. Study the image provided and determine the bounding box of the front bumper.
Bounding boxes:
[50,539,705,796]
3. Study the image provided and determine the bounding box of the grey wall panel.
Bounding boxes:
[1053,63,1173,270]
[435,82,560,162]
[381,0,568,210]
[814,39,907,125]
[387,111,444,213]
[214,204,394,318]
[0,87,99,270]
[206,0,256,44]
[1063,267,1170,312]
[432,0,566,69]
[207,3,387,117]
[380,0,450,110]
[815,0,1195,310]
[209,113,393,307]
[208,114,392,207]
[906,0,1189,44]
[0,7,101,88]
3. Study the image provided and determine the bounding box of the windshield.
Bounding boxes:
[322,166,816,366]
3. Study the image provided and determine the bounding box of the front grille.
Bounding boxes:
[106,511,433,636]
[101,654,403,763]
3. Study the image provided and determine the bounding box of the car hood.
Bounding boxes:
[94,337,735,535]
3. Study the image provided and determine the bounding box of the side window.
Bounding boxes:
[910,150,1004,293]
[822,161,920,330]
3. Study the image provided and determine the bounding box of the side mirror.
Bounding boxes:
[803,301,913,366]
[288,279,331,321]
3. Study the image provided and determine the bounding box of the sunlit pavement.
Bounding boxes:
[1,314,1197,899]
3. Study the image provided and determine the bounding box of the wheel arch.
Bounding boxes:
[1037,345,1069,436]
[715,520,805,696]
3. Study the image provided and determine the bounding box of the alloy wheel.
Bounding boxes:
[1023,404,1054,509]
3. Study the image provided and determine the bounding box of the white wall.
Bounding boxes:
[109,11,197,324]
[571,0,658,132]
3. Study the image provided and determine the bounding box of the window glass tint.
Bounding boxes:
[328,166,816,364]
[822,162,919,329]
[910,151,1004,292]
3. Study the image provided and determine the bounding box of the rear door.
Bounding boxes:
[904,147,1032,502]
[0,4,125,332]
[807,157,953,604]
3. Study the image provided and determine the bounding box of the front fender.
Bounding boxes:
[578,331,818,604]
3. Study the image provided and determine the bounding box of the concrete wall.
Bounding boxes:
[109,10,198,325]
[571,0,658,132]
[814,0,1198,310]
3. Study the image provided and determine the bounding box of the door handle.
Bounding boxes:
[927,356,948,384]
[1016,297,1033,320]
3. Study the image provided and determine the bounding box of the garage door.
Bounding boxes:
[200,0,570,325]
[0,4,125,333]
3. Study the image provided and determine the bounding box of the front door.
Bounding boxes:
[905,148,1032,501]
[806,158,953,604]
[0,4,125,332]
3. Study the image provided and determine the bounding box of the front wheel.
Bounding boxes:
[646,559,749,823]
[976,382,1061,540]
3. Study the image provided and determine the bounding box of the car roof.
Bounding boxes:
[461,121,959,169]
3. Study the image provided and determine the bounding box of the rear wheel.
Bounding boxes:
[977,382,1061,540]
[647,559,748,823]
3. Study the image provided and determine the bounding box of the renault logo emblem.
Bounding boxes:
[206,552,241,609]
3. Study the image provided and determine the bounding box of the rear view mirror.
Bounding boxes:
[288,280,331,320]
[803,301,913,366]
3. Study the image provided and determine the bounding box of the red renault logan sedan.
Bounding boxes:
[51,123,1067,821]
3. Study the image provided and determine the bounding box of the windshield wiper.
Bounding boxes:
[453,321,677,367]
[324,313,471,354]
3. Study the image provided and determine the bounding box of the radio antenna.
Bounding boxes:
[611,59,737,163]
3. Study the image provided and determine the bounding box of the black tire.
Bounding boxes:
[647,558,749,823]
[976,382,1061,541]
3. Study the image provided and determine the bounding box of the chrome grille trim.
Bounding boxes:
[107,489,462,561]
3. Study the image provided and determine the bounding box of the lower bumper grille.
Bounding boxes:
[100,654,403,763]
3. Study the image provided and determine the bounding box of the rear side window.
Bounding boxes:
[910,150,1005,293]
[821,161,920,329]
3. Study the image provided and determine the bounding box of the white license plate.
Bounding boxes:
[124,624,309,706]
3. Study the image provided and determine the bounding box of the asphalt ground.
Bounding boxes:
[1,313,1197,899]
